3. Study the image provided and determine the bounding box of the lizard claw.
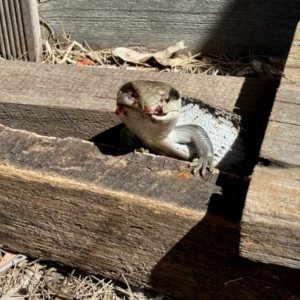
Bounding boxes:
[189,156,213,177]
[174,124,214,177]
[134,147,149,154]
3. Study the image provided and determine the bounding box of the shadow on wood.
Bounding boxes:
[198,0,300,56]
[151,214,300,299]
[240,22,300,269]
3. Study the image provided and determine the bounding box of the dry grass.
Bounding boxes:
[39,22,285,78]
[0,251,169,300]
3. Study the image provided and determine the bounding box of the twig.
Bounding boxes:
[224,277,244,286]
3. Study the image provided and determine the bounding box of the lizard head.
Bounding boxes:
[115,81,181,123]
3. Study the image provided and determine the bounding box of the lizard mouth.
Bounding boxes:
[115,103,176,117]
[151,105,165,116]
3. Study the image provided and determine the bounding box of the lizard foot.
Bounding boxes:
[189,157,213,177]
[134,147,150,154]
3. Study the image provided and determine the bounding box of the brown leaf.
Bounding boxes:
[76,57,95,66]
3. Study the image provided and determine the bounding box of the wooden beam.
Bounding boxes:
[1,124,300,299]
[0,0,40,61]
[39,0,300,56]
[240,22,300,268]
[259,22,300,167]
[19,0,41,61]
[241,166,300,268]
[259,122,300,167]
[0,59,277,145]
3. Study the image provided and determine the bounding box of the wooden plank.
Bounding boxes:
[0,60,277,141]
[240,166,300,268]
[39,0,300,56]
[19,0,41,61]
[284,22,300,78]
[267,21,300,126]
[0,0,40,61]
[12,0,28,59]
[240,22,300,268]
[260,122,300,167]
[1,125,300,299]
[260,22,300,166]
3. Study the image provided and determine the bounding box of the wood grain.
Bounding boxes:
[260,22,300,166]
[0,0,40,61]
[1,125,300,300]
[260,122,300,167]
[0,60,277,152]
[240,22,300,269]
[240,166,300,268]
[19,0,41,61]
[38,0,300,57]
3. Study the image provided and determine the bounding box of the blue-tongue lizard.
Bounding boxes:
[115,80,246,176]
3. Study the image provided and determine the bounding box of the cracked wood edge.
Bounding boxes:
[240,22,300,269]
[1,125,300,300]
[0,124,221,212]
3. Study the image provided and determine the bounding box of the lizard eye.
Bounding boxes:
[165,94,171,103]
[119,82,139,100]
[165,87,180,103]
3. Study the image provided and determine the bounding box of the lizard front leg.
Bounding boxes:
[167,124,214,176]
[120,124,213,176]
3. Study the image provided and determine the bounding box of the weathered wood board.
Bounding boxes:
[241,166,300,268]
[240,22,300,268]
[0,0,40,61]
[1,124,300,300]
[260,23,300,167]
[0,60,277,172]
[38,0,300,56]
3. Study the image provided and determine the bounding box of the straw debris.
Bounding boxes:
[0,251,170,300]
[39,24,285,78]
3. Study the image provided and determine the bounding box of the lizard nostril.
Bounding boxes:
[115,104,124,115]
[115,104,126,116]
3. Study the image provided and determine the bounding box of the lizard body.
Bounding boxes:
[115,80,247,175]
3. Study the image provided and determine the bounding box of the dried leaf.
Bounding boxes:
[152,41,186,66]
[112,41,186,66]
[76,57,95,66]
[251,59,262,71]
[237,66,255,77]
[112,47,152,64]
